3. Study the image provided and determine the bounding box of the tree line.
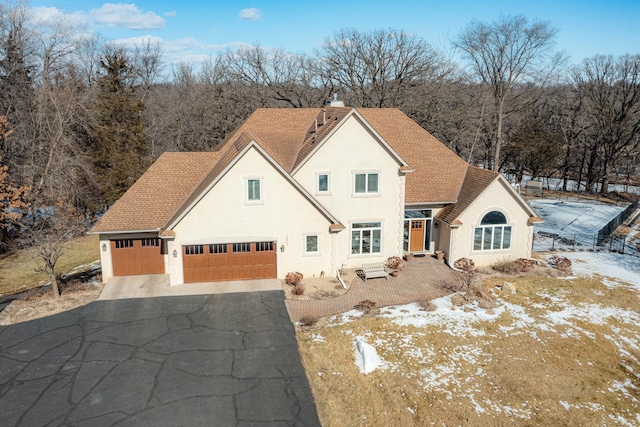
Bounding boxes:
[2,4,640,257]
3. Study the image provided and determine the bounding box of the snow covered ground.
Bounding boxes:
[530,199,626,237]
[313,270,640,424]
[304,197,640,425]
[505,173,640,195]
[529,197,640,287]
[530,198,637,251]
[562,251,640,289]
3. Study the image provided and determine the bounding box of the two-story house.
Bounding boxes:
[90,104,541,286]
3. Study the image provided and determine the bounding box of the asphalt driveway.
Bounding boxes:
[0,291,320,426]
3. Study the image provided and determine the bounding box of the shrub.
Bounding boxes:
[454,257,475,272]
[385,256,403,270]
[451,294,465,306]
[354,299,376,314]
[299,316,318,327]
[548,255,572,274]
[291,283,305,295]
[418,298,437,311]
[491,260,521,274]
[285,271,303,286]
[514,258,536,272]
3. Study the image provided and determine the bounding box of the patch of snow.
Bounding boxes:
[559,252,640,290]
[559,400,570,410]
[609,379,638,402]
[530,199,625,237]
[378,296,503,337]
[354,339,387,374]
[310,333,325,342]
[328,309,364,326]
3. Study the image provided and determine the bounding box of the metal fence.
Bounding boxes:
[597,200,639,244]
[533,232,629,253]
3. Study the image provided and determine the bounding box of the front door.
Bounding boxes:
[409,220,424,252]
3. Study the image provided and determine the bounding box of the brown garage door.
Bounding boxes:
[111,238,165,276]
[183,241,276,283]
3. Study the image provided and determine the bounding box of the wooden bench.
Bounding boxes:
[362,262,387,283]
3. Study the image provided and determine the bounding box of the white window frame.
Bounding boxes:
[472,210,512,252]
[350,221,382,256]
[316,172,331,195]
[245,177,264,205]
[352,171,380,197]
[303,234,320,256]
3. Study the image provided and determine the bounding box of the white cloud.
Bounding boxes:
[238,7,261,21]
[110,34,164,50]
[164,11,177,17]
[30,6,85,27]
[89,3,165,30]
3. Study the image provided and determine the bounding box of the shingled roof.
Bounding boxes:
[219,108,320,171]
[437,166,500,225]
[357,109,469,204]
[222,107,469,203]
[90,152,222,233]
[91,106,485,234]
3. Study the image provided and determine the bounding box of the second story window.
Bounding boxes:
[317,174,329,193]
[246,178,263,204]
[354,172,379,194]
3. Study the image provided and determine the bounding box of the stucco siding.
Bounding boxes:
[451,179,534,266]
[99,235,114,281]
[293,115,403,269]
[170,146,333,285]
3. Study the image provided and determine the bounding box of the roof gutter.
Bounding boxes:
[404,201,457,207]
[86,228,161,236]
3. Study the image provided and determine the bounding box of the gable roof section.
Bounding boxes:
[165,136,342,230]
[219,108,319,171]
[90,152,221,233]
[437,166,541,225]
[358,109,469,203]
[437,166,499,225]
[290,107,352,171]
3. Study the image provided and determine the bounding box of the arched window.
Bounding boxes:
[481,211,507,225]
[474,211,511,251]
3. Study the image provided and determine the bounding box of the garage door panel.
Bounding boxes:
[183,241,276,283]
[112,238,164,276]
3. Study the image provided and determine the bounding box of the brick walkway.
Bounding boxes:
[285,255,461,323]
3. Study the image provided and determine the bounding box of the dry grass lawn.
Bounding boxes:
[0,281,104,325]
[0,234,100,297]
[298,273,640,426]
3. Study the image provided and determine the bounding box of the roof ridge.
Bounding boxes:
[289,107,322,172]
[290,107,355,172]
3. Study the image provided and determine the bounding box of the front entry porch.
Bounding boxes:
[403,209,433,253]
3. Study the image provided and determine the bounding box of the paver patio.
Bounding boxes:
[285,255,462,323]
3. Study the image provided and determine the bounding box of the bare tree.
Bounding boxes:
[318,28,444,108]
[456,15,561,170]
[571,54,640,192]
[220,45,331,107]
[25,199,87,298]
[131,38,164,103]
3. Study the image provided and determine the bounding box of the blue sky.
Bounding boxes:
[29,0,640,66]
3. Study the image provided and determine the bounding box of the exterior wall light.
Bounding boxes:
[102,243,107,252]
[280,245,285,252]
[173,250,178,258]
